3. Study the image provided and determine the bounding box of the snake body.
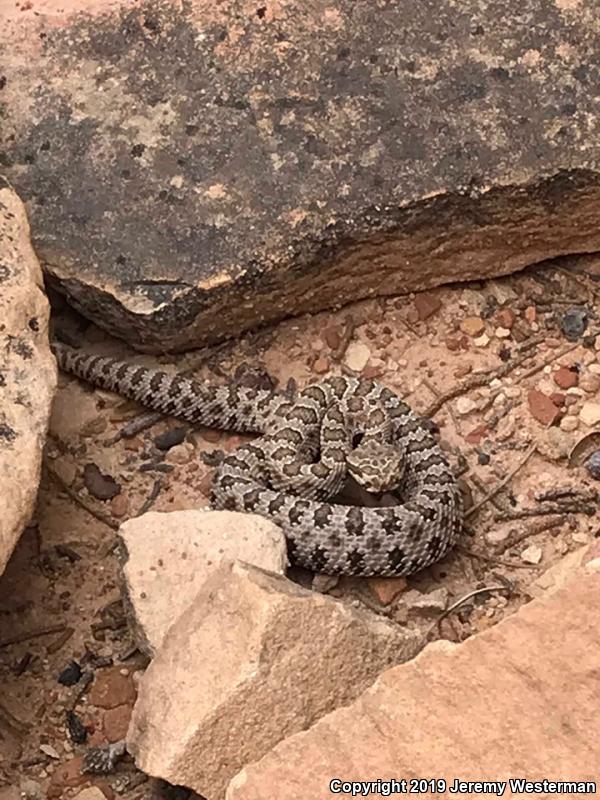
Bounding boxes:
[53,342,462,576]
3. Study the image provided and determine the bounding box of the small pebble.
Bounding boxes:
[456,397,477,415]
[66,710,88,744]
[580,373,600,393]
[404,587,449,614]
[465,424,487,445]
[495,416,515,441]
[486,528,510,544]
[39,744,60,760]
[586,451,600,480]
[110,493,129,517]
[582,351,596,365]
[537,428,572,460]
[504,386,521,399]
[553,366,578,390]
[495,326,511,339]
[58,661,82,686]
[52,459,78,488]
[477,451,491,465]
[165,442,196,465]
[460,316,485,337]
[559,415,579,432]
[473,333,490,347]
[83,463,121,500]
[495,308,516,329]
[454,364,472,378]
[344,341,371,372]
[521,544,543,564]
[524,306,537,324]
[413,292,442,321]
[528,389,560,426]
[154,427,187,451]
[560,307,588,341]
[313,356,329,374]
[323,327,342,350]
[580,402,600,427]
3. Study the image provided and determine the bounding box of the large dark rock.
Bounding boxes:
[2,0,600,351]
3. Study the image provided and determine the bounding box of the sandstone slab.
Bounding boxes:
[119,509,288,656]
[3,3,600,350]
[127,561,422,799]
[0,183,56,574]
[226,558,600,800]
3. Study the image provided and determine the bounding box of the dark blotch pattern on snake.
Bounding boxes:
[53,342,462,576]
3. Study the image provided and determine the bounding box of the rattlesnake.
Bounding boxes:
[53,342,462,576]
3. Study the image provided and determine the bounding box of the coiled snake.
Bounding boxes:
[53,342,462,576]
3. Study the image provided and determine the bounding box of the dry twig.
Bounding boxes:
[456,544,543,571]
[469,473,506,512]
[518,340,583,381]
[46,627,75,654]
[104,410,164,445]
[0,623,67,649]
[424,334,544,417]
[426,584,511,639]
[497,516,566,553]
[332,315,356,362]
[136,478,163,517]
[535,487,598,503]
[494,503,595,522]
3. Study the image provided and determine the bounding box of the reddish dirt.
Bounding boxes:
[1,260,599,798]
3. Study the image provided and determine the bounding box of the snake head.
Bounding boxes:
[346,440,407,495]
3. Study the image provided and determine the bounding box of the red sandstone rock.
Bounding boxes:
[413,292,442,321]
[553,366,578,389]
[528,389,560,426]
[495,308,516,329]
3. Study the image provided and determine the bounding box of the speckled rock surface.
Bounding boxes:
[2,1,600,350]
[226,554,600,800]
[127,560,422,799]
[0,182,57,574]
